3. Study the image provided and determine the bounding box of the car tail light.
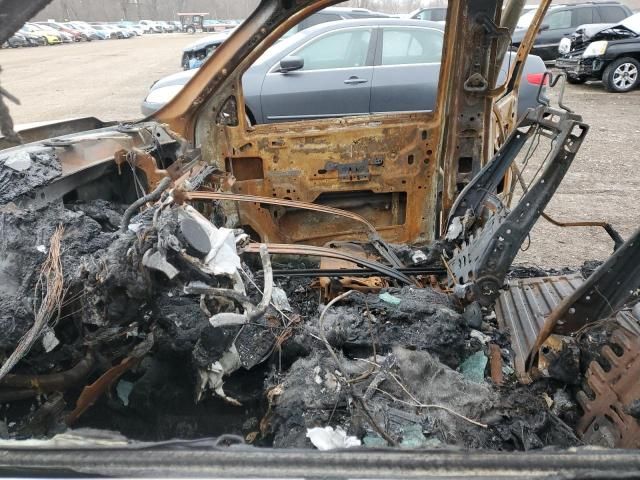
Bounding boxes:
[526,73,549,85]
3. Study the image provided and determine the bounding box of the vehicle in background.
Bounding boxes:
[139,20,164,33]
[2,33,29,48]
[92,24,131,39]
[117,22,144,36]
[512,1,632,63]
[556,12,640,92]
[144,18,547,123]
[409,7,447,21]
[106,24,132,38]
[170,20,182,31]
[177,13,212,33]
[16,28,44,46]
[156,21,176,33]
[33,23,74,43]
[202,19,233,32]
[181,7,389,70]
[36,21,87,42]
[86,24,116,39]
[22,23,61,45]
[181,29,235,69]
[67,21,107,40]
[113,23,140,37]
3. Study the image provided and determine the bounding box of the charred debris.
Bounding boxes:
[0,97,639,453]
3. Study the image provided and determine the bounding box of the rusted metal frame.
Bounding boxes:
[577,328,640,448]
[181,190,404,268]
[445,115,532,231]
[182,191,378,233]
[503,1,553,98]
[242,243,414,286]
[510,163,624,249]
[268,267,445,278]
[448,107,589,305]
[215,113,440,245]
[529,226,640,369]
[495,274,584,383]
[435,0,506,229]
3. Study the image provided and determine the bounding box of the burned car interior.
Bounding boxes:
[0,0,639,477]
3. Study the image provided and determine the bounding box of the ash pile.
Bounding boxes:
[0,151,634,452]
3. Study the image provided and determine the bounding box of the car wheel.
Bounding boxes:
[186,26,196,34]
[603,57,640,93]
[566,75,587,85]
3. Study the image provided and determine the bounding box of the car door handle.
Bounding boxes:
[344,76,368,85]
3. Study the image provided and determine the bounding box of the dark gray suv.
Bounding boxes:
[512,1,631,63]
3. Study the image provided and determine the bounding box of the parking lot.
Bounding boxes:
[1,33,639,267]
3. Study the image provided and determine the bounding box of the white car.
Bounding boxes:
[139,20,164,33]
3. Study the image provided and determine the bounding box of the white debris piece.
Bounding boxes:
[271,286,292,312]
[306,426,361,450]
[445,216,464,241]
[411,250,428,264]
[196,345,243,405]
[470,329,491,345]
[4,152,32,172]
[184,206,241,276]
[127,223,143,233]
[36,245,47,254]
[116,380,134,406]
[41,328,60,353]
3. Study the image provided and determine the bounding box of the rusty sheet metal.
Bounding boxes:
[216,112,440,245]
[577,329,640,449]
[311,242,387,300]
[153,0,552,246]
[181,190,378,238]
[495,274,584,381]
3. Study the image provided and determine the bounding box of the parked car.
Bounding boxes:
[156,21,176,33]
[67,21,107,40]
[512,1,631,63]
[118,21,145,36]
[23,23,61,45]
[17,27,46,46]
[86,24,116,39]
[180,7,389,70]
[556,12,640,92]
[139,20,164,33]
[33,23,73,43]
[181,29,236,69]
[36,22,86,42]
[409,7,447,22]
[106,24,132,39]
[143,18,547,123]
[2,33,28,48]
[112,23,140,37]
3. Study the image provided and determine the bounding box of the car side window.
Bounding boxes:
[381,28,443,66]
[572,7,593,27]
[295,29,372,71]
[432,9,447,21]
[545,10,572,29]
[416,10,432,20]
[598,5,627,23]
